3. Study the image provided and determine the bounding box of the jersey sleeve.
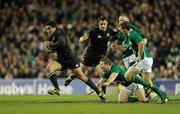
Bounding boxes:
[109,32,125,44]
[130,31,143,44]
[88,29,95,39]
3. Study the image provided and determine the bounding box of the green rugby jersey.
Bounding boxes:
[109,24,145,59]
[109,24,143,43]
[130,24,144,37]
[124,29,151,59]
[102,65,132,87]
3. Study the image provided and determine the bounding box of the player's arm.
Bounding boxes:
[96,78,106,90]
[107,41,118,49]
[131,33,145,61]
[103,73,118,85]
[115,44,128,51]
[109,29,119,42]
[79,33,89,43]
[87,77,106,95]
[137,41,145,60]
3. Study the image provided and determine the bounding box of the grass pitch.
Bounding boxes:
[0,95,180,114]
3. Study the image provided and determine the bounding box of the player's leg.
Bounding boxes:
[127,72,167,103]
[72,67,105,102]
[88,78,106,95]
[142,72,152,84]
[124,66,150,88]
[136,58,167,103]
[124,65,141,81]
[95,64,106,93]
[64,63,88,86]
[125,60,152,89]
[46,60,62,95]
[135,84,148,102]
[141,57,153,85]
[142,72,153,97]
[118,87,131,103]
[144,77,168,103]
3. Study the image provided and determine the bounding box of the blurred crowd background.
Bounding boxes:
[0,0,179,80]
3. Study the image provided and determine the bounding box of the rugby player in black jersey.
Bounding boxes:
[42,20,105,102]
[64,16,116,94]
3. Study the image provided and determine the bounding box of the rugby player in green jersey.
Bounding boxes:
[119,21,168,103]
[108,16,147,70]
[98,58,168,103]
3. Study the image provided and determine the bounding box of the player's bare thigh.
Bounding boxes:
[142,72,152,84]
[80,63,88,73]
[125,66,141,81]
[72,67,88,81]
[46,60,62,75]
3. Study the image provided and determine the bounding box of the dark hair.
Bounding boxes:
[120,21,131,30]
[98,16,108,22]
[100,58,112,65]
[46,20,57,28]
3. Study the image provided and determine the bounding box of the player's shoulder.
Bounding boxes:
[130,29,140,36]
[55,28,64,35]
[111,65,121,70]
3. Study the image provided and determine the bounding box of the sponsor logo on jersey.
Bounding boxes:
[97,35,102,39]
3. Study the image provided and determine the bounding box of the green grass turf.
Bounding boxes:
[0,95,180,114]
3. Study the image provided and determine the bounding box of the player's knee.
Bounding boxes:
[80,63,87,73]
[78,73,88,81]
[73,68,88,81]
[144,75,152,84]
[46,61,61,77]
[125,72,132,81]
[46,67,56,77]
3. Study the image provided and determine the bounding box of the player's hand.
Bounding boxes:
[44,41,50,47]
[116,45,128,51]
[120,45,128,51]
[40,41,53,54]
[79,34,89,43]
[111,43,117,49]
[108,42,117,49]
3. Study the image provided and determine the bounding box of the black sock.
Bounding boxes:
[85,78,100,95]
[102,86,106,94]
[49,73,60,90]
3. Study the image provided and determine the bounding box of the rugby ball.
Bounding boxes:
[39,41,55,54]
